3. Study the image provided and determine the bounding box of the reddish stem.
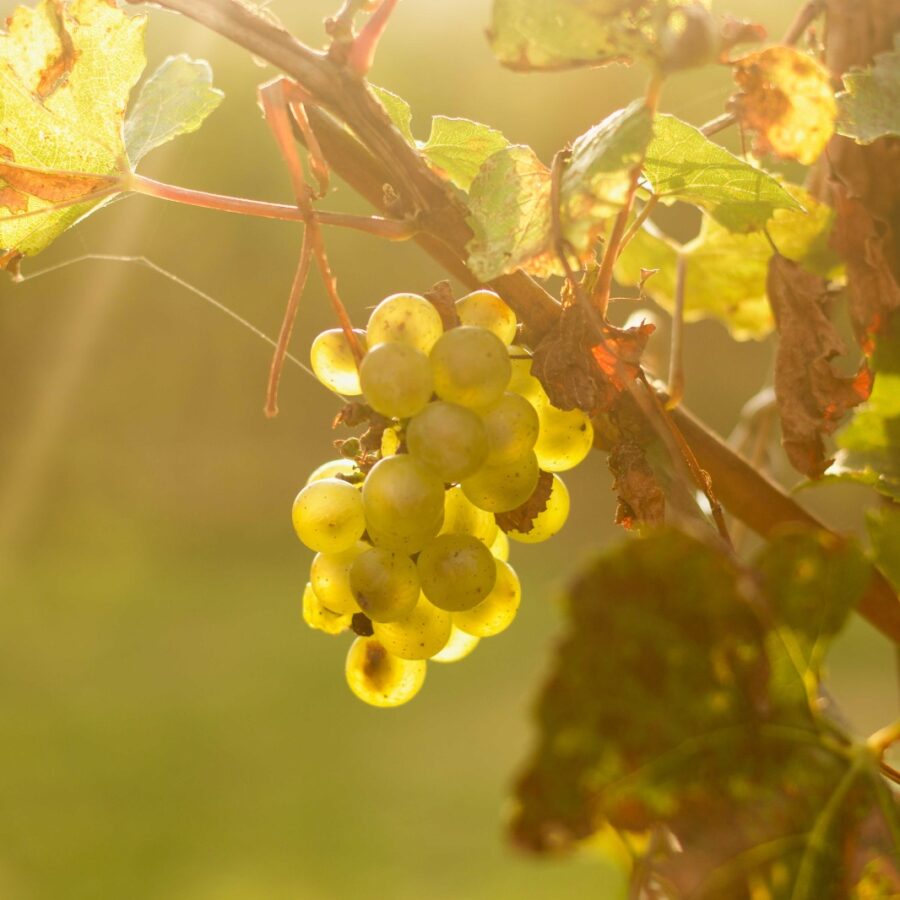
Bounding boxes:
[347,0,400,76]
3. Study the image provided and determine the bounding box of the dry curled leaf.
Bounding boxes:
[495,469,553,534]
[731,46,836,165]
[608,438,666,529]
[768,254,872,478]
[423,279,461,331]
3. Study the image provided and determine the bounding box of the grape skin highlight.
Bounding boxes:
[345,636,426,707]
[310,541,368,615]
[456,289,517,345]
[310,328,366,396]
[292,478,366,553]
[373,595,452,659]
[454,559,521,637]
[366,292,444,354]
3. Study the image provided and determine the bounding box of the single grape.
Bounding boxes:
[310,541,368,615]
[430,326,511,408]
[431,625,480,663]
[454,559,521,637]
[534,403,594,472]
[439,486,498,545]
[461,450,539,513]
[480,392,540,465]
[507,357,547,404]
[380,426,401,457]
[310,328,366,395]
[349,547,420,623]
[456,289,517,345]
[489,528,510,561]
[363,455,445,552]
[305,458,360,486]
[507,474,570,543]
[406,401,488,482]
[373,595,451,660]
[345,636,426,707]
[359,342,433,419]
[417,534,497,612]
[302,582,350,635]
[366,292,444,354]
[292,478,366,553]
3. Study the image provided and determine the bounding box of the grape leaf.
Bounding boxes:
[511,528,895,897]
[0,0,146,261]
[370,84,415,145]
[642,114,802,231]
[420,117,509,192]
[767,254,871,479]
[487,0,695,71]
[830,311,900,500]
[731,46,836,165]
[560,101,652,254]
[836,35,900,145]
[124,54,224,166]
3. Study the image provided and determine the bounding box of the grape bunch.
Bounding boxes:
[293,290,594,707]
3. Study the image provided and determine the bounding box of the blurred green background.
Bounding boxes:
[0,1,895,898]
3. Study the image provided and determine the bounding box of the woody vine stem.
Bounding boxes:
[127,0,900,644]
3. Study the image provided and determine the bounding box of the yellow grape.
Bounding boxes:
[461,450,539,513]
[309,328,366,395]
[380,426,401,457]
[534,402,594,472]
[430,326,511,408]
[349,547,420,623]
[480,392,540,465]
[417,534,498,612]
[302,582,350,635]
[366,292,444,353]
[309,541,368,615]
[345,636,426,707]
[406,401,488,482]
[456,289,517,345]
[292,478,366,553]
[305,458,360,486]
[489,528,510,561]
[439,486,498,545]
[359,342,433,419]
[431,625,480,663]
[454,559,521,637]
[507,357,547,404]
[373,595,451,660]
[507,474,570,543]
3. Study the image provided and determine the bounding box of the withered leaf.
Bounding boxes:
[731,46,836,165]
[608,437,665,529]
[768,253,872,478]
[423,279,461,331]
[495,469,553,534]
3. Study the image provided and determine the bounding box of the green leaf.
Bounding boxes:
[419,116,509,192]
[836,35,900,145]
[124,54,224,166]
[832,311,900,499]
[488,0,688,71]
[560,100,653,254]
[867,507,900,594]
[643,114,802,231]
[615,186,839,339]
[0,0,146,260]
[466,144,558,281]
[370,84,415,145]
[511,528,895,897]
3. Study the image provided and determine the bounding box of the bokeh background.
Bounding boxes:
[0,1,895,898]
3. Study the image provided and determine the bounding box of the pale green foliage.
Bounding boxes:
[836,35,900,145]
[370,84,415,144]
[421,117,509,191]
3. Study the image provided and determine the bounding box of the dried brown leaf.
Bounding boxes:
[495,469,553,534]
[608,437,666,529]
[423,279,461,331]
[768,253,872,478]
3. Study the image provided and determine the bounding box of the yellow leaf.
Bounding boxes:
[731,46,836,166]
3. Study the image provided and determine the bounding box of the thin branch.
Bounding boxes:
[617,193,660,260]
[666,252,686,408]
[347,0,400,76]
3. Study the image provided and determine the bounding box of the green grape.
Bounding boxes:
[359,342,433,419]
[363,455,445,552]
[507,474,570,543]
[380,426,401,457]
[406,401,488,482]
[461,450,539,513]
[534,402,594,472]
[292,478,366,553]
[310,541,368,615]
[349,547,420,623]
[302,582,351,635]
[430,326,511,408]
[373,595,451,660]
[507,357,547,404]
[431,625,480,663]
[480,392,540,465]
[345,636,426,707]
[366,292,444,354]
[306,458,360,486]
[309,328,366,395]
[454,559,521,637]
[456,289,517,345]
[417,534,497,612]
[439,486,498,545]
[489,528,510,561]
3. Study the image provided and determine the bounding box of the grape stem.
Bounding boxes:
[126,0,900,645]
